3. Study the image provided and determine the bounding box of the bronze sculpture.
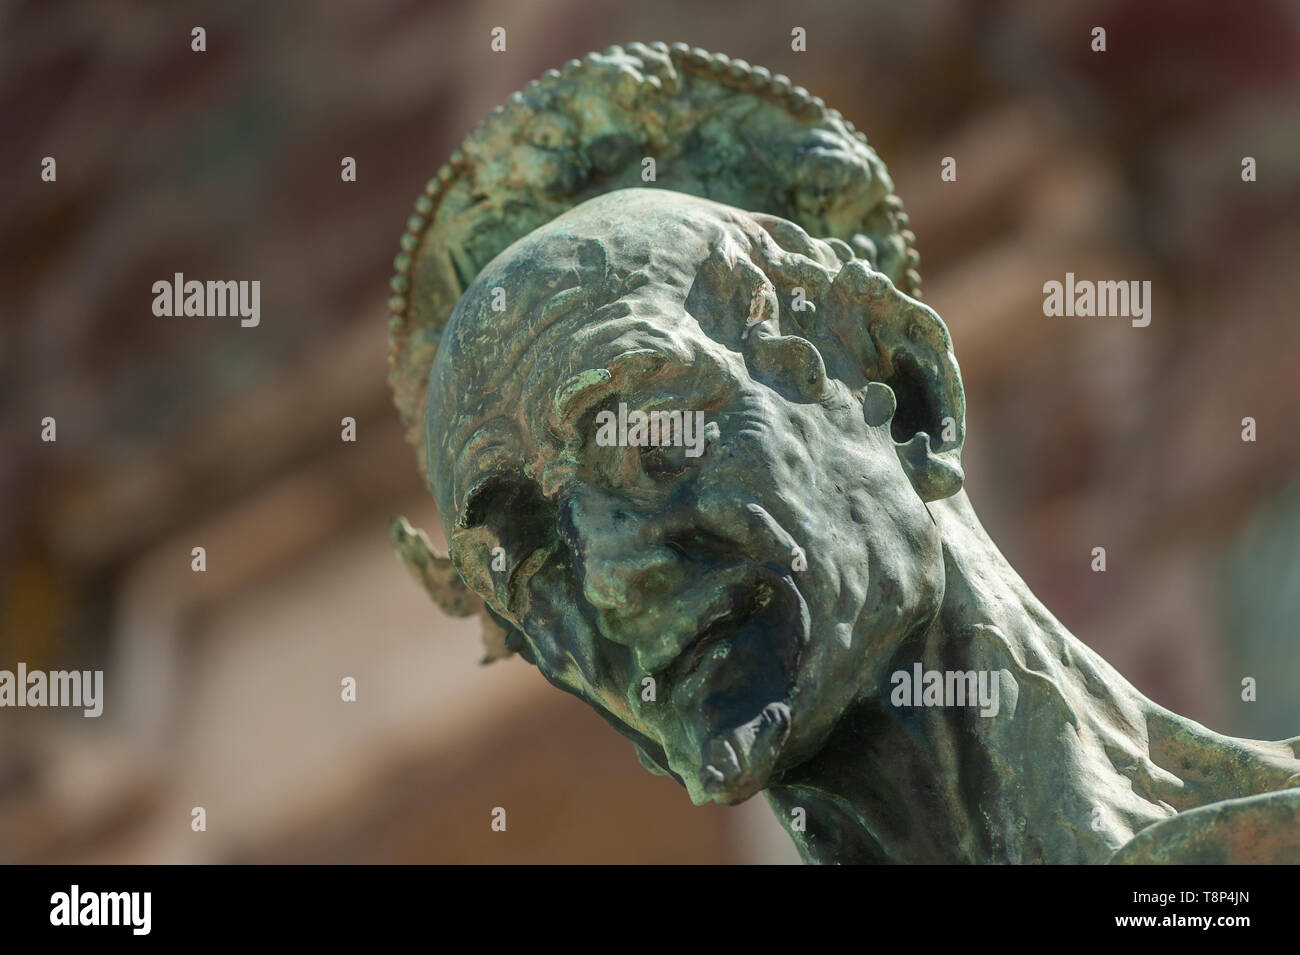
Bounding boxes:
[386,43,1300,863]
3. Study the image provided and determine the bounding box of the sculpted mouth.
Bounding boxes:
[665,570,808,684]
[674,588,768,682]
[665,569,807,718]
[658,570,809,803]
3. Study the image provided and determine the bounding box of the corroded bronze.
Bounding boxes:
[388,43,1300,863]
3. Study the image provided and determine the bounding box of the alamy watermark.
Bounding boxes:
[0,663,103,717]
[890,663,1000,717]
[151,272,260,327]
[594,402,707,457]
[50,885,150,935]
[1043,272,1150,328]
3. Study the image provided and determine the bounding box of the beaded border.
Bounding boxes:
[387,40,922,341]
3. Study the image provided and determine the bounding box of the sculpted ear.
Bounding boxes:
[827,260,966,502]
[389,516,520,662]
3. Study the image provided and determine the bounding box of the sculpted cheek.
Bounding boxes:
[883,501,944,624]
[838,475,943,661]
[843,481,887,551]
[832,563,868,644]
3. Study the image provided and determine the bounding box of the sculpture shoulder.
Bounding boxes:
[1109,788,1300,864]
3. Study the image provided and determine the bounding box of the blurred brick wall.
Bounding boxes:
[1,0,1297,862]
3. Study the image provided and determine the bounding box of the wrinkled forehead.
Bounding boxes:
[427,190,801,519]
[437,189,772,377]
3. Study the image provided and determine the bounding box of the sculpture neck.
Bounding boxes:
[766,490,1299,864]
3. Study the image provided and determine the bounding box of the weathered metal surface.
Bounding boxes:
[388,45,1300,864]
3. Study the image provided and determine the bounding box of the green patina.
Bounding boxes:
[386,43,1300,864]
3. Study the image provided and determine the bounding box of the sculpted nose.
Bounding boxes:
[560,489,683,620]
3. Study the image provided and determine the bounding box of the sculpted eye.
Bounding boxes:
[452,473,558,616]
[630,409,712,482]
[639,444,689,479]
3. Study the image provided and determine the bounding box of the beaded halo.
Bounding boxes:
[387,41,921,481]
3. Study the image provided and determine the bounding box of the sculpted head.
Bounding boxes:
[426,187,967,804]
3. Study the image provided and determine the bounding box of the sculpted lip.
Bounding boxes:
[662,570,809,802]
[675,591,764,682]
[664,569,808,694]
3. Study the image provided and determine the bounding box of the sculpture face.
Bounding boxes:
[427,190,957,804]
[393,45,1300,862]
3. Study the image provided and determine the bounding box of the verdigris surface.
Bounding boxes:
[386,43,1300,863]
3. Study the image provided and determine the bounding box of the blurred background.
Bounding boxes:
[1,0,1298,863]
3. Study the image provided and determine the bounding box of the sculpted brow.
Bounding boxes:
[549,349,679,429]
[552,367,616,430]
